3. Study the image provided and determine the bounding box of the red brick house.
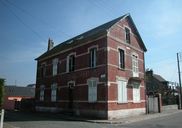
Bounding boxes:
[35,14,147,119]
[3,86,35,110]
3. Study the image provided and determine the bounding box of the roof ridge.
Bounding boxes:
[36,14,129,60]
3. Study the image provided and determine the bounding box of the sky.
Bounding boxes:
[0,0,182,86]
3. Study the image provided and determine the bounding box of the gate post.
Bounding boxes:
[157,93,162,113]
[0,109,4,128]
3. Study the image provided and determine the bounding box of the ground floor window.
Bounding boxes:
[87,78,97,102]
[40,85,45,101]
[117,80,127,103]
[51,83,57,102]
[133,83,140,102]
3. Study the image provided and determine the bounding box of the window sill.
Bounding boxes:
[133,101,141,103]
[90,66,97,69]
[117,101,128,104]
[118,67,125,71]
[88,101,97,103]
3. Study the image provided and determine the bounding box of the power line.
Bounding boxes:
[5,0,72,39]
[0,0,47,42]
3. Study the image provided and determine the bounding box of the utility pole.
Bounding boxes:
[177,52,182,109]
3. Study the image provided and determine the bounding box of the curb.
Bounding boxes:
[59,110,182,124]
[86,110,182,124]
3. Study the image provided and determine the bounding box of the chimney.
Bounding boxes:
[47,38,54,51]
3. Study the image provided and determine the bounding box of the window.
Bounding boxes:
[125,27,130,44]
[67,54,75,72]
[88,79,97,102]
[133,83,140,102]
[51,83,57,102]
[132,54,139,77]
[118,80,127,103]
[89,48,97,68]
[41,63,46,77]
[119,49,125,69]
[40,85,45,101]
[68,81,75,89]
[52,58,58,76]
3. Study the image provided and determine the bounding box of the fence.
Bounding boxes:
[0,109,4,128]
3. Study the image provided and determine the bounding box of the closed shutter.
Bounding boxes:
[88,80,92,102]
[88,79,97,102]
[51,84,57,102]
[123,81,127,102]
[92,80,97,102]
[133,83,140,102]
[118,80,127,103]
[118,81,122,102]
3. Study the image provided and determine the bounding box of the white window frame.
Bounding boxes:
[66,53,76,72]
[51,83,57,102]
[89,47,97,68]
[117,80,127,103]
[87,78,98,103]
[132,83,140,103]
[118,48,125,69]
[40,85,45,101]
[52,58,58,76]
[68,81,75,89]
[132,53,139,77]
[125,26,131,44]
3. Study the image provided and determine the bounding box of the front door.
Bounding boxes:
[68,83,74,109]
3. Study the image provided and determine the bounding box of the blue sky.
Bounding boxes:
[0,0,182,86]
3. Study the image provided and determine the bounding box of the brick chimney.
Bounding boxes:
[47,38,54,51]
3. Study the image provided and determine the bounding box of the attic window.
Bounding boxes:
[76,36,84,40]
[125,27,130,44]
[67,40,73,44]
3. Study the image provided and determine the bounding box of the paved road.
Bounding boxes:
[4,111,182,128]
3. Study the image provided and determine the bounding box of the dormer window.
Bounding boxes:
[125,27,130,44]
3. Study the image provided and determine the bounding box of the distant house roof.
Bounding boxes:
[27,84,36,88]
[153,74,168,82]
[36,13,147,61]
[4,86,35,97]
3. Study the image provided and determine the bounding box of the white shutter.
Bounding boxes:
[88,80,92,102]
[92,80,97,102]
[133,88,137,102]
[88,79,97,102]
[66,56,69,72]
[123,81,127,102]
[51,83,57,102]
[133,83,140,102]
[118,81,122,102]
[118,80,127,103]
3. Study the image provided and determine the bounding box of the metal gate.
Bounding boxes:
[147,94,161,113]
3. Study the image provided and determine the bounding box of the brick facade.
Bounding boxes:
[35,14,147,119]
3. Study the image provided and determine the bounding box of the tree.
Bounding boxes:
[0,78,5,108]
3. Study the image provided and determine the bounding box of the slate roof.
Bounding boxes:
[4,86,35,97]
[153,74,167,82]
[36,13,147,61]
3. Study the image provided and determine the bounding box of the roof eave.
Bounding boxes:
[127,15,147,52]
